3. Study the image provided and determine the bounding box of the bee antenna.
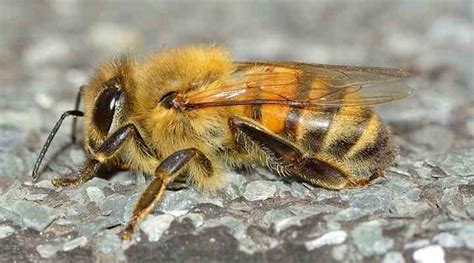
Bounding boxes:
[71,85,85,143]
[32,110,84,182]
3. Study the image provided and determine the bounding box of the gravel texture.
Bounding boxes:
[0,1,473,262]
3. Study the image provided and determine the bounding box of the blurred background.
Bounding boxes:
[0,0,472,191]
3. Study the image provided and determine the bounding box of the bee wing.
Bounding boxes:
[182,61,413,109]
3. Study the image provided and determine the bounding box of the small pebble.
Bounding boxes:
[383,251,405,263]
[94,233,126,261]
[35,180,55,189]
[65,188,89,204]
[140,214,174,242]
[404,239,431,250]
[0,225,14,239]
[413,245,445,263]
[224,184,240,200]
[445,204,469,219]
[274,216,304,233]
[262,208,294,228]
[0,200,62,231]
[63,236,87,251]
[351,220,394,257]
[165,210,188,217]
[288,203,337,217]
[86,186,106,206]
[290,182,313,198]
[228,201,252,212]
[226,172,247,190]
[36,244,61,258]
[326,220,341,231]
[333,208,369,221]
[305,230,347,251]
[100,194,129,220]
[24,193,49,201]
[457,224,474,249]
[465,200,474,219]
[201,216,246,239]
[273,181,293,198]
[243,180,276,201]
[179,213,204,228]
[83,177,110,190]
[389,199,431,217]
[433,232,464,248]
[341,186,394,212]
[437,221,466,230]
[331,245,349,261]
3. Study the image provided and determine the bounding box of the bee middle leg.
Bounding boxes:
[52,123,153,187]
[120,148,199,240]
[229,117,358,190]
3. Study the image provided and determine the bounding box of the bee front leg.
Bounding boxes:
[51,159,100,187]
[120,148,198,240]
[52,123,153,187]
[229,117,357,190]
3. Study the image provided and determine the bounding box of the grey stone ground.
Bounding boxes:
[0,1,473,262]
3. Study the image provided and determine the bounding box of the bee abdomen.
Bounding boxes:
[298,107,395,178]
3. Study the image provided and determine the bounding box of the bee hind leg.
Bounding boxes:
[120,148,198,240]
[229,116,357,190]
[52,123,153,187]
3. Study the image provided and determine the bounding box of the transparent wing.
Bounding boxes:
[181,61,413,110]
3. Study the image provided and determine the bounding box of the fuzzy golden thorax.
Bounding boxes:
[131,46,237,155]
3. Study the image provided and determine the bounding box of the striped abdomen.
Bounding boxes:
[243,90,395,180]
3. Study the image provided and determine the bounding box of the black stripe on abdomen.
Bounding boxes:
[251,104,262,121]
[282,77,311,141]
[283,108,301,141]
[326,108,373,158]
[351,124,390,162]
[301,107,339,153]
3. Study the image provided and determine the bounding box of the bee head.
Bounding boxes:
[83,56,135,154]
[31,56,136,181]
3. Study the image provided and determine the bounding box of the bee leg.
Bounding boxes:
[120,148,197,240]
[51,159,100,187]
[229,117,356,190]
[52,123,153,187]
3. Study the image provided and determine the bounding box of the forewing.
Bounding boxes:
[183,61,412,109]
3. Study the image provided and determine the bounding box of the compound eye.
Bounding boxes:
[159,91,177,109]
[93,79,121,134]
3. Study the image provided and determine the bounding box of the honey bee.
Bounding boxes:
[32,45,412,240]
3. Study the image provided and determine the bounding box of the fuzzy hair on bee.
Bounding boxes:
[32,45,412,240]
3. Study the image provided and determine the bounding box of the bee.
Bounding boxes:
[31,45,412,240]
